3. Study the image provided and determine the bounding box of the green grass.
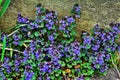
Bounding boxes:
[1,35,6,62]
[0,0,2,6]
[0,0,11,17]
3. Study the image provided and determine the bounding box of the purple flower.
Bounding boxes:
[91,44,100,51]
[72,4,80,18]
[24,70,34,79]
[100,65,108,72]
[29,41,36,51]
[105,54,110,61]
[76,74,84,80]
[48,35,54,42]
[35,49,41,60]
[13,41,20,45]
[82,36,92,45]
[0,71,5,79]
[64,46,70,52]
[118,44,120,52]
[15,67,19,72]
[66,16,75,24]
[17,13,29,23]
[23,48,30,57]
[14,60,20,66]
[36,4,46,15]
[45,23,52,30]
[20,27,28,32]
[46,77,50,80]
[59,20,68,27]
[13,34,21,41]
[59,26,65,30]
[12,33,21,45]
[98,58,104,65]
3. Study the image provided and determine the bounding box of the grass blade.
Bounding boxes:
[1,35,6,62]
[0,0,2,6]
[0,0,11,17]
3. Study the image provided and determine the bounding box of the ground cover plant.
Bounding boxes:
[0,3,120,80]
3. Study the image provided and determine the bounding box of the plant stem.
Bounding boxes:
[7,29,19,37]
[0,47,23,54]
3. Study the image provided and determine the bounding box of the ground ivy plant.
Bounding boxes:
[0,3,120,80]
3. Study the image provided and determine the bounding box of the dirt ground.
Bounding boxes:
[0,0,120,80]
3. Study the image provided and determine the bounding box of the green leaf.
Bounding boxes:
[55,73,59,77]
[66,40,71,44]
[82,70,87,75]
[30,34,34,38]
[40,22,44,28]
[34,31,39,37]
[58,76,62,80]
[8,78,12,80]
[103,71,107,76]
[9,62,13,66]
[65,58,69,62]
[87,69,94,75]
[19,68,23,71]
[50,75,55,80]
[59,61,66,67]
[85,77,90,80]
[86,44,91,49]
[27,59,32,63]
[69,37,74,42]
[20,74,25,80]
[80,52,86,57]
[82,63,91,68]
[76,60,82,64]
[72,61,77,66]
[41,7,46,13]
[32,72,37,80]
[70,23,77,29]
[0,0,11,17]
[67,64,72,68]
[18,41,23,47]
[54,33,59,39]
[1,35,6,62]
[52,25,55,29]
[70,30,76,36]
[31,62,36,67]
[42,28,47,34]
[71,69,75,73]
[95,64,100,69]
[56,69,62,74]
[63,33,68,37]
[62,71,66,75]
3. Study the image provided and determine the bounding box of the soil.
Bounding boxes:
[0,0,120,80]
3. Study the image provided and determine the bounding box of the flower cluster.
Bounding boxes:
[71,4,81,18]
[1,3,120,80]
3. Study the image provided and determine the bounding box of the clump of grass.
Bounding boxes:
[0,0,2,6]
[0,0,11,17]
